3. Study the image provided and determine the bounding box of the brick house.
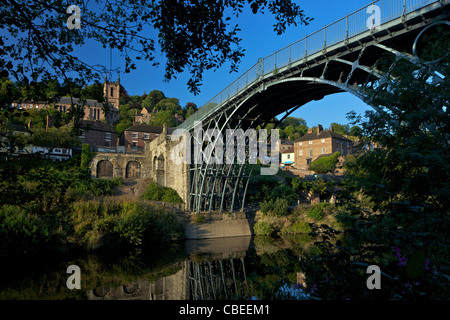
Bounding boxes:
[294,124,353,170]
[77,120,118,148]
[121,123,174,151]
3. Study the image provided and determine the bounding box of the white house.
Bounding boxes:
[32,146,73,161]
[281,146,294,166]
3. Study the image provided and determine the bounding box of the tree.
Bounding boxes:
[30,126,81,152]
[330,122,350,135]
[300,27,450,299]
[81,82,104,102]
[0,0,311,96]
[142,90,166,110]
[150,110,177,127]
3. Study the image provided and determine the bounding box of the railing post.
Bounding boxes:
[324,25,327,49]
[346,14,349,41]
[305,35,308,57]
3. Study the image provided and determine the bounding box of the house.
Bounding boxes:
[281,146,295,167]
[121,123,175,151]
[11,75,121,125]
[134,107,185,125]
[77,120,118,148]
[294,124,353,170]
[278,139,294,152]
[32,146,72,161]
[134,107,153,125]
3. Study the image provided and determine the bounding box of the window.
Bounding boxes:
[321,147,326,154]
[299,150,303,156]
[132,132,138,139]
[105,133,111,140]
[132,141,138,150]
[309,148,313,157]
[299,142,303,146]
[308,141,312,145]
[287,154,290,159]
[144,133,149,140]
[321,139,325,143]
[110,87,114,97]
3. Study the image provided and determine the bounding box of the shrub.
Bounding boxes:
[0,205,50,253]
[260,200,274,214]
[308,151,340,174]
[306,204,324,221]
[260,198,289,216]
[253,221,275,236]
[141,181,183,203]
[290,221,312,234]
[273,198,289,216]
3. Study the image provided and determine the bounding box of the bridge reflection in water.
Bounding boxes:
[87,236,253,300]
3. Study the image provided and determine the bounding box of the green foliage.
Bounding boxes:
[300,30,450,299]
[71,200,184,250]
[306,203,332,221]
[141,181,183,203]
[253,221,275,236]
[308,151,340,174]
[80,144,95,171]
[0,205,50,253]
[284,220,312,234]
[260,198,289,216]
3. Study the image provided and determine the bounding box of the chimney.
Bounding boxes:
[329,126,333,132]
[317,124,323,134]
[307,127,313,134]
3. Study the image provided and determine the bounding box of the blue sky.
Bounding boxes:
[71,1,375,128]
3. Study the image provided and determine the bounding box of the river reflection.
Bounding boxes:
[0,235,314,300]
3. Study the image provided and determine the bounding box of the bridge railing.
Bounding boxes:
[178,0,441,130]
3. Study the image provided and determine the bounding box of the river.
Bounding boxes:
[0,235,314,300]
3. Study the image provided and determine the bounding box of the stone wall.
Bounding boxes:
[89,126,190,206]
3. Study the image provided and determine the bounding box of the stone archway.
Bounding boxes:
[126,161,141,179]
[97,160,113,178]
[155,154,165,186]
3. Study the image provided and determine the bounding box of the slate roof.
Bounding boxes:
[78,120,116,133]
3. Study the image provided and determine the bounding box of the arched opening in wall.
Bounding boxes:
[97,160,113,178]
[126,161,141,179]
[155,155,165,186]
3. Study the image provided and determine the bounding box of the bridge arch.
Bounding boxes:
[176,1,449,213]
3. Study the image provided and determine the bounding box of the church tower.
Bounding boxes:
[103,74,120,111]
[103,74,121,124]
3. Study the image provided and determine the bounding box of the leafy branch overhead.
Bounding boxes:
[0,0,312,95]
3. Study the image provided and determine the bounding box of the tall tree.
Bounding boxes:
[0,0,311,96]
[300,27,450,299]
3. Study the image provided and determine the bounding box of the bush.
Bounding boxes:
[260,198,289,216]
[253,221,275,236]
[0,205,50,253]
[71,200,184,250]
[289,221,312,234]
[307,203,328,221]
[141,181,183,203]
[308,151,340,174]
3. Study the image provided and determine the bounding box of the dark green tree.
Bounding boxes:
[300,27,450,299]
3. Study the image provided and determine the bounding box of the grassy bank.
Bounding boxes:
[253,203,344,237]
[0,199,184,254]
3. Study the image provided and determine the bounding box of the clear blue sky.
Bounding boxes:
[75,1,375,128]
